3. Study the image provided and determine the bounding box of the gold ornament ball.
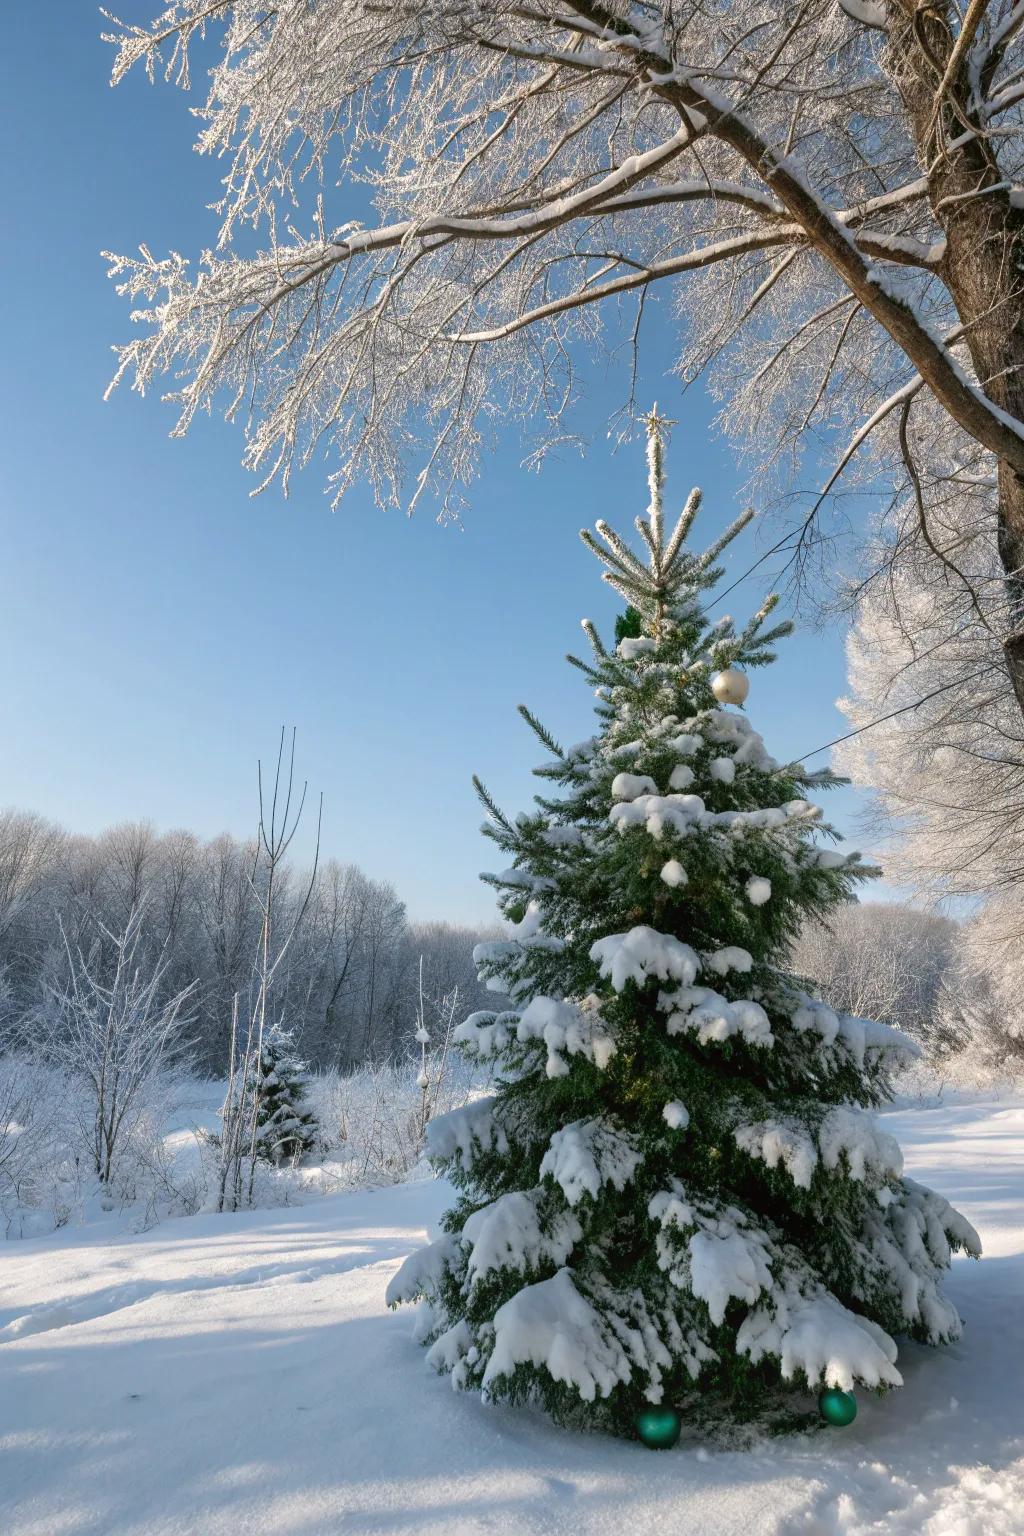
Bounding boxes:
[711,667,749,706]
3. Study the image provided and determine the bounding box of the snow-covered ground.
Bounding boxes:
[1,1096,1022,1536]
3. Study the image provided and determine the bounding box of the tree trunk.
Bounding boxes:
[888,6,1024,713]
[997,466,1024,711]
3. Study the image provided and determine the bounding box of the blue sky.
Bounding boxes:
[0,8,876,925]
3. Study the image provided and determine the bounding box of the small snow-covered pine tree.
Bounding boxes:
[388,416,980,1435]
[249,1036,318,1166]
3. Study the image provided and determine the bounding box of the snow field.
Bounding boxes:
[0,1095,1021,1536]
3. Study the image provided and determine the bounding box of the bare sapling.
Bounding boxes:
[216,729,322,1211]
[413,957,460,1153]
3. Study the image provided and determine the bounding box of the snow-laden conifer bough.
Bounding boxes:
[387,414,980,1439]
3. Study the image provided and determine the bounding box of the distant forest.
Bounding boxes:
[0,809,497,1073]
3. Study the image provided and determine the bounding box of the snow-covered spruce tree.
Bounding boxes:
[248,1036,318,1166]
[387,417,980,1436]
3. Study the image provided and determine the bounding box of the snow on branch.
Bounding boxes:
[836,0,887,31]
[102,0,1024,533]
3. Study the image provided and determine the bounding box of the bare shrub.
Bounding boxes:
[39,906,196,1186]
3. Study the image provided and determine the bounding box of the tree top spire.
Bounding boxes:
[640,403,677,439]
[579,411,754,636]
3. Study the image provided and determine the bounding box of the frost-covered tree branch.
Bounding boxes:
[104,0,1024,703]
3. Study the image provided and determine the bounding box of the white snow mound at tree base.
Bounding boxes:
[1,1096,1022,1535]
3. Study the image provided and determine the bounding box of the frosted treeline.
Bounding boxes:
[794,903,1024,1087]
[0,809,496,1072]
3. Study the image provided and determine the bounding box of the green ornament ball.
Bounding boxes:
[635,1407,682,1449]
[818,1388,857,1427]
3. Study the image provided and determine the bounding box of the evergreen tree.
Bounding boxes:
[388,416,980,1436]
[249,1036,318,1166]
